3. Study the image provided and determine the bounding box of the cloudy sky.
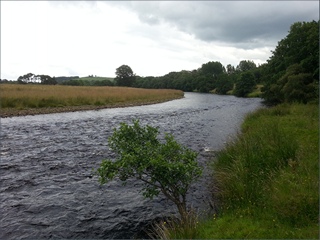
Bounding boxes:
[1,1,318,80]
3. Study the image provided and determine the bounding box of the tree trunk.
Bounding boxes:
[176,201,188,223]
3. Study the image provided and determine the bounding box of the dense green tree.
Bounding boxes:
[55,76,80,84]
[234,72,256,97]
[262,20,319,104]
[96,120,202,221]
[215,74,234,94]
[282,73,316,103]
[17,73,56,84]
[17,73,34,84]
[226,64,236,75]
[115,65,136,87]
[253,63,268,84]
[265,64,318,104]
[236,60,257,72]
[61,79,85,86]
[200,61,226,77]
[193,61,225,92]
[39,75,57,85]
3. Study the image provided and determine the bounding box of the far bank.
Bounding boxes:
[0,84,184,118]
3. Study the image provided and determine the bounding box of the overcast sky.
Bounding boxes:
[1,1,318,80]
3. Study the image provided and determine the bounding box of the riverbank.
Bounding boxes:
[0,84,184,118]
[163,103,319,239]
[0,98,184,118]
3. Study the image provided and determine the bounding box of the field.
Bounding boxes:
[0,84,183,117]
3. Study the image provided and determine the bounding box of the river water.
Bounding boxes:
[0,92,262,239]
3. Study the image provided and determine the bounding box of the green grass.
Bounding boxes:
[247,84,263,98]
[162,103,319,239]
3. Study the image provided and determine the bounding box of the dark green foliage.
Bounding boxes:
[226,64,236,75]
[236,60,256,72]
[281,73,316,104]
[17,73,35,84]
[17,73,57,85]
[133,61,229,93]
[264,63,318,104]
[214,74,233,94]
[55,76,80,83]
[60,77,114,86]
[200,61,226,77]
[97,120,202,220]
[115,64,136,87]
[234,72,256,97]
[38,75,57,85]
[262,20,319,104]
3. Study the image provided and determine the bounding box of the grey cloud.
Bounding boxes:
[138,14,160,25]
[109,1,319,49]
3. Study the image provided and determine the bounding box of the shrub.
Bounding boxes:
[96,120,202,221]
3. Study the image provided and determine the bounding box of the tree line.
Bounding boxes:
[4,20,318,105]
[115,20,318,105]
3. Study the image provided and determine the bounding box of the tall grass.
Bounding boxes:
[148,210,200,239]
[162,103,318,239]
[0,84,183,110]
[214,120,298,210]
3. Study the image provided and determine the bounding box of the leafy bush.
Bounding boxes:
[96,120,202,221]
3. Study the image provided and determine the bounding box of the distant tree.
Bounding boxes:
[0,79,9,84]
[196,75,211,93]
[200,61,226,77]
[96,120,202,221]
[115,65,136,87]
[252,63,268,84]
[39,75,57,85]
[17,73,34,84]
[236,60,257,72]
[226,64,236,75]
[215,74,234,94]
[55,76,80,84]
[234,72,256,97]
[97,79,114,86]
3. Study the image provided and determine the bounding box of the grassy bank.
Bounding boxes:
[0,84,183,117]
[165,103,319,238]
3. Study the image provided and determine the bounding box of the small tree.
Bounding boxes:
[96,120,202,221]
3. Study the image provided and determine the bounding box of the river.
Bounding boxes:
[0,92,262,239]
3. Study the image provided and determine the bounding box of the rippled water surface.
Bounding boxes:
[0,93,262,239]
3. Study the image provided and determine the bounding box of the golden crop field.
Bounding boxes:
[0,84,184,117]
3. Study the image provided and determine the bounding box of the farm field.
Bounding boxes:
[0,84,183,117]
